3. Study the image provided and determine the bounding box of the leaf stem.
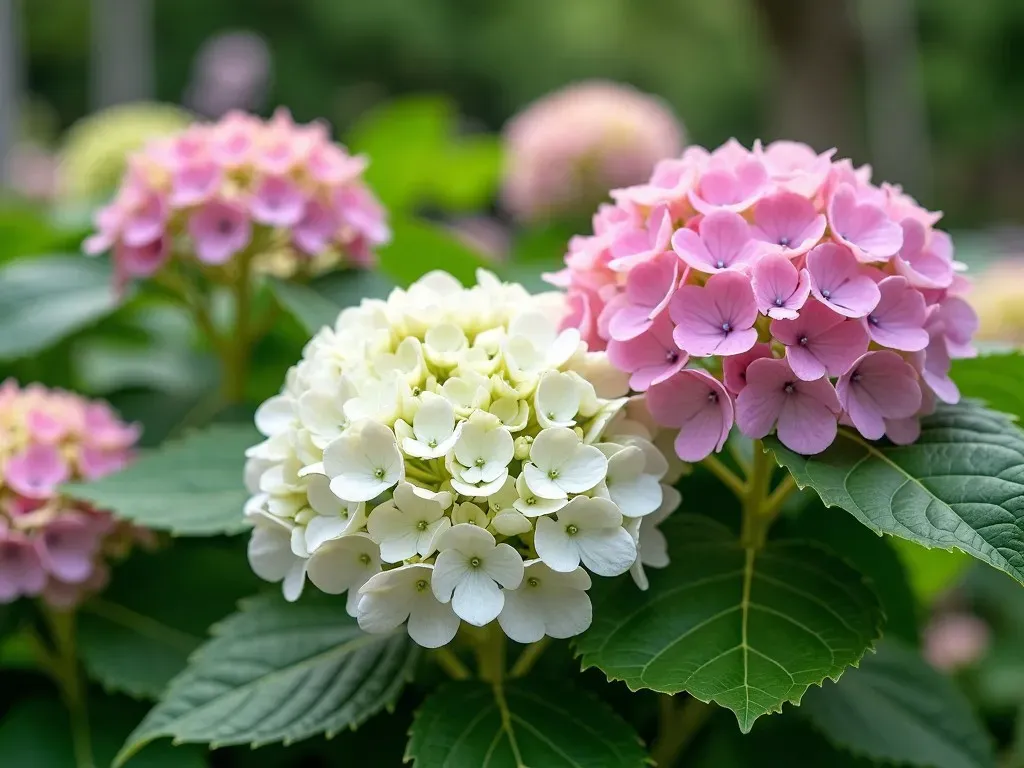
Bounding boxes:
[431,647,471,680]
[740,441,775,549]
[762,474,798,520]
[42,608,95,768]
[649,696,713,766]
[701,454,746,499]
[509,637,550,678]
[475,623,506,683]
[221,251,253,404]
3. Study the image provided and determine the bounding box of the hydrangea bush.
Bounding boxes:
[243,269,682,647]
[12,113,1024,768]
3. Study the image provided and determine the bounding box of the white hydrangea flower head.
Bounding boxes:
[243,269,685,647]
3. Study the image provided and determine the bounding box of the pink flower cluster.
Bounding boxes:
[552,140,979,456]
[85,108,389,284]
[502,81,684,223]
[0,381,147,607]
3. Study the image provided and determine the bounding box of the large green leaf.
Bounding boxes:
[576,515,883,733]
[766,402,1024,585]
[78,541,262,698]
[65,423,259,536]
[953,353,1024,421]
[801,640,995,768]
[786,500,919,644]
[0,255,123,360]
[115,592,419,764]
[406,681,646,768]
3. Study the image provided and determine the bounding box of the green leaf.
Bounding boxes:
[406,680,646,768]
[953,352,1024,421]
[0,255,123,360]
[269,270,396,335]
[78,540,262,698]
[801,639,996,768]
[115,592,419,764]
[765,401,1024,585]
[576,515,883,733]
[379,216,488,287]
[65,423,259,536]
[787,499,920,644]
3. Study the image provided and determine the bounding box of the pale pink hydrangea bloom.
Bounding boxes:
[555,139,979,457]
[85,108,389,286]
[502,81,684,223]
[0,380,148,607]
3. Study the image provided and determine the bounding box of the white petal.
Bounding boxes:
[356,589,412,634]
[305,474,342,516]
[523,463,567,501]
[534,516,581,573]
[557,444,608,494]
[449,470,510,499]
[282,559,308,602]
[451,570,504,626]
[528,427,578,472]
[490,509,532,536]
[307,534,380,594]
[497,588,545,643]
[247,519,297,582]
[255,395,294,436]
[420,517,451,557]
[535,372,581,429]
[436,523,496,556]
[540,585,593,639]
[609,473,662,519]
[304,515,351,552]
[485,543,525,589]
[431,549,470,603]
[558,496,622,530]
[576,526,637,577]
[407,593,461,648]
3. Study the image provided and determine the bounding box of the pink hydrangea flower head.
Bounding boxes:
[671,209,765,274]
[806,243,881,318]
[559,137,980,455]
[771,300,870,382]
[751,191,827,257]
[669,270,759,357]
[836,351,922,440]
[0,381,148,607]
[607,252,679,342]
[736,357,841,455]
[607,313,687,391]
[751,253,811,320]
[646,369,734,462]
[85,109,389,284]
[502,80,684,222]
[827,183,903,263]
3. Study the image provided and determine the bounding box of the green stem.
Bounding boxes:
[650,696,714,766]
[475,623,507,684]
[432,647,471,680]
[701,454,746,499]
[509,637,550,678]
[43,609,94,768]
[762,474,798,520]
[740,442,774,549]
[222,252,253,404]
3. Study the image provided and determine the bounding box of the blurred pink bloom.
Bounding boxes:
[502,80,684,222]
[189,199,252,264]
[924,612,990,671]
[5,445,70,499]
[249,175,307,228]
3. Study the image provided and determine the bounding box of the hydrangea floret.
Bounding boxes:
[84,107,390,284]
[243,270,683,647]
[0,380,149,607]
[553,139,980,456]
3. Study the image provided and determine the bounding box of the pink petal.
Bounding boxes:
[776,384,840,455]
[39,517,101,584]
[828,184,903,262]
[293,199,340,255]
[751,254,811,318]
[5,444,70,499]
[865,276,928,351]
[249,175,307,228]
[116,235,170,277]
[772,301,869,381]
[723,343,773,395]
[0,534,46,600]
[670,227,715,273]
[607,315,687,391]
[670,271,759,357]
[170,161,222,208]
[836,351,922,439]
[735,357,792,438]
[750,191,827,256]
[647,369,733,461]
[885,416,920,445]
[188,200,252,265]
[806,243,881,318]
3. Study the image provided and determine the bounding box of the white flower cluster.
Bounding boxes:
[243,270,683,648]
